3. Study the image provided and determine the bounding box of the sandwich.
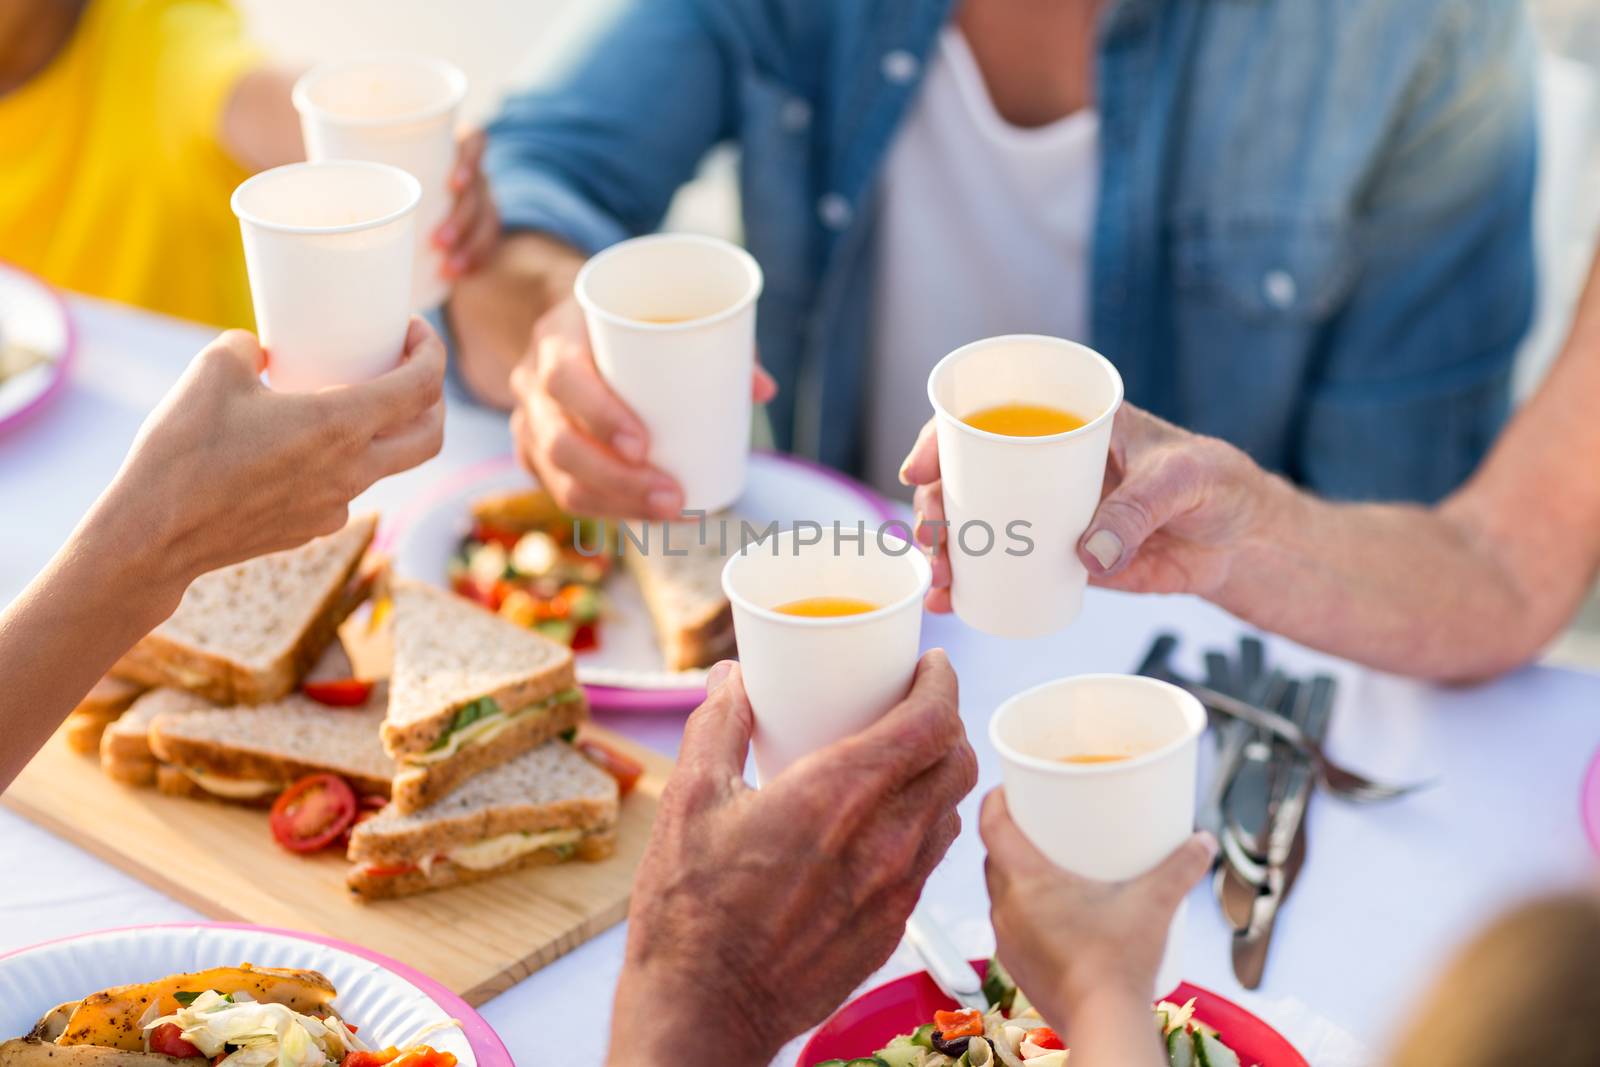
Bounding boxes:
[346,738,618,901]
[620,515,736,670]
[148,683,392,805]
[62,675,148,755]
[99,688,214,787]
[382,580,588,813]
[109,514,379,704]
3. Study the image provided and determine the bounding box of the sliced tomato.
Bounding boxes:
[471,521,523,551]
[149,1023,201,1058]
[390,1048,458,1067]
[270,774,357,853]
[361,862,420,879]
[575,737,644,796]
[571,622,599,652]
[303,678,375,707]
[1025,1026,1065,1050]
[340,794,391,848]
[934,1008,984,1040]
[342,1050,401,1067]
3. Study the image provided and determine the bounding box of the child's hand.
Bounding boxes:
[433,130,499,280]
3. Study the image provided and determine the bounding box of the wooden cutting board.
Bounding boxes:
[3,720,670,1005]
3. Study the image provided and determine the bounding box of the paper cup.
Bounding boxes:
[927,335,1123,638]
[576,234,763,513]
[232,161,420,393]
[990,674,1207,995]
[722,525,930,783]
[293,55,467,311]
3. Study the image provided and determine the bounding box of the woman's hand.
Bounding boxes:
[109,318,445,587]
[981,788,1214,1061]
[900,405,1290,611]
[608,653,978,1067]
[509,294,777,518]
[432,131,500,280]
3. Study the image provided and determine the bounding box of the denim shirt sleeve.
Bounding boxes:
[483,0,735,254]
[1295,0,1537,502]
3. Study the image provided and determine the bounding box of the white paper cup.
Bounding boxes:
[990,674,1207,996]
[576,234,763,513]
[293,55,467,311]
[927,335,1123,638]
[232,161,420,393]
[722,525,930,783]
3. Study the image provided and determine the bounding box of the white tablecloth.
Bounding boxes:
[5,297,1600,1064]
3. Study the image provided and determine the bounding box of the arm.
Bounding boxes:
[0,323,446,791]
[451,0,734,406]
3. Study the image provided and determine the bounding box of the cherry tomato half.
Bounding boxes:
[391,1049,458,1067]
[471,521,523,551]
[575,738,644,796]
[571,622,599,652]
[270,774,358,853]
[1025,1026,1065,1050]
[149,1023,201,1059]
[303,678,375,707]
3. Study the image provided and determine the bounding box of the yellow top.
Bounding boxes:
[0,0,260,327]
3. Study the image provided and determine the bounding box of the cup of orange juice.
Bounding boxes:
[576,234,763,514]
[990,673,1206,996]
[293,55,467,311]
[926,334,1123,638]
[722,526,931,783]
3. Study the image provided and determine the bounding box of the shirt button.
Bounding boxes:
[1263,269,1298,309]
[818,194,853,230]
[780,97,812,131]
[881,49,919,84]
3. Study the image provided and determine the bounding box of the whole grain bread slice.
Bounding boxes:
[349,739,618,864]
[382,579,578,756]
[63,676,149,755]
[148,684,394,799]
[110,515,377,704]
[346,827,617,901]
[99,688,215,786]
[619,515,737,670]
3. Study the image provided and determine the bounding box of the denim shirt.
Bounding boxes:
[484,0,1536,503]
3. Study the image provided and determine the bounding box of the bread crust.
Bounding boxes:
[110,523,376,704]
[380,666,577,757]
[387,694,589,814]
[64,708,125,756]
[148,734,391,799]
[346,829,617,901]
[101,755,157,788]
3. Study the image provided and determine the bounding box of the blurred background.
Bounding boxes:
[236,0,1600,668]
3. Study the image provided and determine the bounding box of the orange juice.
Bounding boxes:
[773,596,879,618]
[635,315,693,324]
[963,403,1087,437]
[1060,753,1131,765]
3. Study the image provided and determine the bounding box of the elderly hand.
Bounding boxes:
[607,652,978,1067]
[900,405,1288,609]
[981,789,1214,1028]
[432,130,500,280]
[111,317,445,586]
[509,293,776,518]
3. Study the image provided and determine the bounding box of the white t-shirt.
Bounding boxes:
[865,27,1100,495]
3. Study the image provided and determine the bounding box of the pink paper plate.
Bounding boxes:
[798,961,1308,1066]
[0,921,512,1067]
[1582,742,1600,857]
[384,450,897,714]
[0,260,76,437]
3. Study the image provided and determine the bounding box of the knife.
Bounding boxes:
[1232,675,1336,987]
[904,911,989,1011]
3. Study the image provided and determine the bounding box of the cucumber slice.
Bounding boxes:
[1167,1027,1195,1067]
[910,1024,937,1050]
[875,1040,926,1067]
[981,958,1018,1012]
[1195,1033,1241,1067]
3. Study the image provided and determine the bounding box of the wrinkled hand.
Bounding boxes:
[114,318,445,582]
[432,130,499,280]
[509,294,776,518]
[900,405,1279,608]
[608,652,978,1067]
[981,788,1214,1021]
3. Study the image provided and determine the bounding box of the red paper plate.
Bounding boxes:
[798,961,1308,1066]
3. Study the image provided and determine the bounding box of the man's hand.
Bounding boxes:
[982,789,1214,1026]
[900,405,1288,609]
[608,652,978,1066]
[509,294,777,519]
[432,131,499,281]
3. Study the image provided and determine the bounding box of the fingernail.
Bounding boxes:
[435,222,457,246]
[897,461,913,486]
[647,489,681,518]
[705,661,734,693]
[613,431,646,463]
[1084,529,1123,571]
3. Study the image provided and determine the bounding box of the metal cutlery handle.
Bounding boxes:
[904,912,988,1011]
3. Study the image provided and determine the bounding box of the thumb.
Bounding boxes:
[1132,832,1217,914]
[1078,445,1204,577]
[677,661,755,780]
[204,329,268,378]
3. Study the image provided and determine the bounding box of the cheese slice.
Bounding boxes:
[413,828,585,875]
[182,767,282,799]
[405,693,579,766]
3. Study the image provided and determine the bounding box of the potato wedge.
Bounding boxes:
[0,1037,202,1066]
[57,965,335,1051]
[26,1001,78,1042]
